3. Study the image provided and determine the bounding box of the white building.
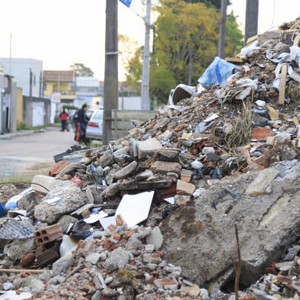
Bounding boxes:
[0,58,43,97]
[74,76,102,108]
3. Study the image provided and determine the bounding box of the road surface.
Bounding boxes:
[0,127,77,180]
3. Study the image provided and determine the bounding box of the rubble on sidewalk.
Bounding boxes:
[1,17,300,299]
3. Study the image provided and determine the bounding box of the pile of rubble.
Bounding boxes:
[1,18,300,299]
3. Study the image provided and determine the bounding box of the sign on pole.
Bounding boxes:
[119,0,132,7]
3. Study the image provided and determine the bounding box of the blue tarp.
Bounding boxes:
[119,0,132,7]
[198,56,236,88]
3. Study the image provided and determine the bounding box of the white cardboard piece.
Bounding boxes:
[116,190,154,228]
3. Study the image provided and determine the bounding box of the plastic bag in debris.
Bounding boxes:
[198,56,236,88]
[240,40,260,59]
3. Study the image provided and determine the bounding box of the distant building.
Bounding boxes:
[0,58,43,97]
[43,70,76,104]
[75,76,102,109]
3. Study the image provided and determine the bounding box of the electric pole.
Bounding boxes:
[103,0,119,144]
[141,0,151,111]
[217,0,227,58]
[245,0,259,44]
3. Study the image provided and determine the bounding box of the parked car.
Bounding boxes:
[86,109,103,140]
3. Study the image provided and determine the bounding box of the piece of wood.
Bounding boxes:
[0,268,46,274]
[293,33,300,46]
[278,63,288,105]
[246,35,258,45]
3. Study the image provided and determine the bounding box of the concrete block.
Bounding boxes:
[31,175,56,194]
[176,180,196,195]
[151,161,182,175]
[137,138,162,159]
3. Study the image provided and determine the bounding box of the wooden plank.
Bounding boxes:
[278,63,288,105]
[112,110,156,120]
[293,33,300,46]
[0,268,46,274]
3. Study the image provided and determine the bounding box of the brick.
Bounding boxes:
[115,214,124,226]
[36,246,60,267]
[154,277,178,289]
[180,169,193,183]
[48,160,69,177]
[251,127,275,140]
[34,224,63,245]
[151,161,182,175]
[176,180,196,195]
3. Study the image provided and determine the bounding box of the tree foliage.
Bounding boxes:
[119,35,142,89]
[70,63,94,77]
[125,0,243,104]
[149,0,243,103]
[181,0,232,9]
[125,47,143,90]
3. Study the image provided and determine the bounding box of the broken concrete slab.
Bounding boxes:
[161,160,300,291]
[34,181,88,224]
[246,167,280,196]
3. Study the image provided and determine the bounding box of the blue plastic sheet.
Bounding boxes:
[198,56,236,88]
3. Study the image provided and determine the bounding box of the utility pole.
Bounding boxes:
[141,0,151,111]
[103,0,118,144]
[217,0,227,58]
[188,49,193,86]
[245,0,259,44]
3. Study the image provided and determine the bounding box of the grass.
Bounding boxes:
[0,161,52,184]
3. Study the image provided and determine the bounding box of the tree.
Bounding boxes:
[149,0,243,103]
[225,12,244,57]
[182,0,231,9]
[70,63,94,77]
[125,47,143,90]
[150,0,219,102]
[119,35,142,88]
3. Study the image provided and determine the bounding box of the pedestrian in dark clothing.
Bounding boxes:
[73,104,90,145]
[59,108,69,132]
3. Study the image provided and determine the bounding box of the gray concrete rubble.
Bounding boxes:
[1,18,300,299]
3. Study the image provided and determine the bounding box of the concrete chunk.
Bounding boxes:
[137,138,162,159]
[246,168,280,196]
[176,179,196,195]
[151,161,182,175]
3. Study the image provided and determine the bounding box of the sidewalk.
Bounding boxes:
[0,128,58,140]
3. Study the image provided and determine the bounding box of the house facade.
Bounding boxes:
[0,73,17,134]
[0,58,43,97]
[43,70,76,123]
[74,76,102,109]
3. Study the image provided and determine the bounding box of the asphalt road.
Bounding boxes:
[0,127,77,180]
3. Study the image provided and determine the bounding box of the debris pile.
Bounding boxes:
[1,18,300,299]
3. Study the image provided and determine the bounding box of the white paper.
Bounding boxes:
[115,191,154,228]
[83,211,108,224]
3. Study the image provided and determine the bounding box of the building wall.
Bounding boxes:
[0,58,43,97]
[16,87,23,128]
[0,74,17,134]
[23,96,50,127]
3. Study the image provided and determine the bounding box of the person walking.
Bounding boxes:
[59,108,69,132]
[73,104,90,145]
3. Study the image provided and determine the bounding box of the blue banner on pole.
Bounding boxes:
[119,0,132,7]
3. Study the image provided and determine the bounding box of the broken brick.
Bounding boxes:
[48,160,69,177]
[34,224,63,245]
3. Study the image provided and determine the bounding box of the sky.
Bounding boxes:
[0,0,299,81]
